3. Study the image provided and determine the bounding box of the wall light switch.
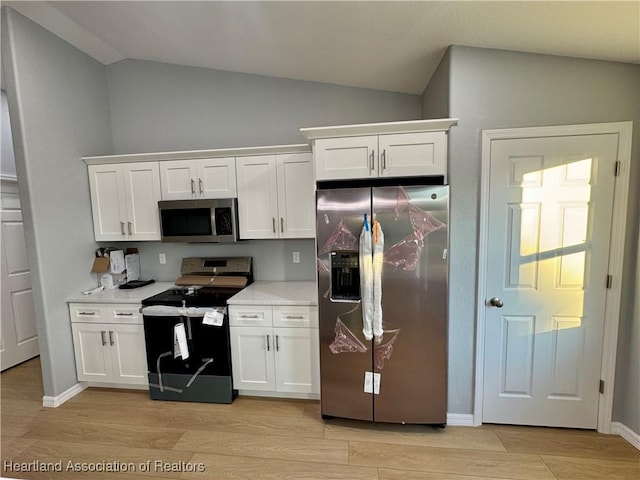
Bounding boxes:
[159,253,166,264]
[292,251,300,264]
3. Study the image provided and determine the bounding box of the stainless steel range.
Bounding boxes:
[141,257,252,403]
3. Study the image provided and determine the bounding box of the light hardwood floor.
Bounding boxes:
[1,358,638,479]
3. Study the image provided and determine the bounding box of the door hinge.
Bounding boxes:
[606,274,613,289]
[615,161,621,176]
[599,379,605,394]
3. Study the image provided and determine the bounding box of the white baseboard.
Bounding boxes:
[446,413,475,426]
[611,422,640,450]
[42,382,87,408]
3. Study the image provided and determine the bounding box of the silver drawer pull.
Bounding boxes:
[109,331,115,346]
[115,312,134,316]
[78,311,97,316]
[284,315,305,319]
[240,314,260,319]
[101,331,107,346]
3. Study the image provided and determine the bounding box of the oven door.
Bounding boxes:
[141,306,234,403]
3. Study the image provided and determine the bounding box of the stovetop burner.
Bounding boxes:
[141,288,237,308]
[141,256,252,308]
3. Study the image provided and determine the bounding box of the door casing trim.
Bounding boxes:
[474,121,633,433]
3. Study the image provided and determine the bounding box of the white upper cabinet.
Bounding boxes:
[160,157,236,200]
[315,136,378,179]
[236,152,314,239]
[301,119,457,181]
[236,155,280,239]
[276,153,315,238]
[88,162,161,241]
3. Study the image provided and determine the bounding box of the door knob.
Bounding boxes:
[489,297,504,308]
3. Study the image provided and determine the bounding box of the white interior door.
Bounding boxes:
[1,207,39,370]
[482,133,619,428]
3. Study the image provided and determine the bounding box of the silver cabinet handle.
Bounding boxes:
[370,150,375,171]
[199,178,204,194]
[285,315,304,319]
[120,221,125,235]
[382,149,386,170]
[191,179,196,194]
[109,331,115,346]
[78,311,97,316]
[101,331,107,346]
[280,217,284,233]
[115,312,134,317]
[127,221,132,235]
[266,335,270,352]
[275,335,280,352]
[240,314,259,319]
[489,297,504,308]
[272,218,276,233]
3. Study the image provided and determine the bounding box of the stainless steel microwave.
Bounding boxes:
[158,199,238,243]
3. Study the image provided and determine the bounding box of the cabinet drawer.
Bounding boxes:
[229,306,273,327]
[273,306,318,328]
[69,304,104,323]
[104,304,142,324]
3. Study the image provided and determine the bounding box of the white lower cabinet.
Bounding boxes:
[69,303,148,387]
[229,305,319,397]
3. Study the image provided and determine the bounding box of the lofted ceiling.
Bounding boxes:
[4,1,640,95]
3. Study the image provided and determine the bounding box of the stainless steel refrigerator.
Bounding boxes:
[316,183,448,424]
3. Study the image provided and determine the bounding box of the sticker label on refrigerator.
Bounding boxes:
[373,373,381,395]
[364,371,373,393]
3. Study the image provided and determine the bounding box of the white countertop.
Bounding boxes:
[66,282,174,304]
[227,281,318,306]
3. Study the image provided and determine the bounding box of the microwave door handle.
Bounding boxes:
[211,208,217,237]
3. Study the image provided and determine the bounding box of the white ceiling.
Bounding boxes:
[5,1,640,95]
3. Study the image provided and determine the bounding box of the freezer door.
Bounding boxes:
[316,187,373,421]
[372,185,449,424]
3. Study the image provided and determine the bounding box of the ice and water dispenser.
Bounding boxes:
[330,251,360,301]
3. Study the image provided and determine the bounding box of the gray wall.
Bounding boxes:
[104,59,422,282]
[107,59,421,154]
[441,46,639,429]
[2,8,114,397]
[127,239,316,283]
[421,49,450,120]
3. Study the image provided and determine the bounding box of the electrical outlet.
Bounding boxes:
[292,251,300,264]
[159,253,166,264]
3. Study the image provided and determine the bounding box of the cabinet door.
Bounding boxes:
[276,153,315,238]
[110,324,148,386]
[159,160,197,200]
[198,157,237,198]
[88,164,127,241]
[315,136,378,180]
[71,323,112,382]
[230,326,275,391]
[123,162,162,241]
[274,327,319,394]
[236,155,279,239]
[378,131,446,177]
